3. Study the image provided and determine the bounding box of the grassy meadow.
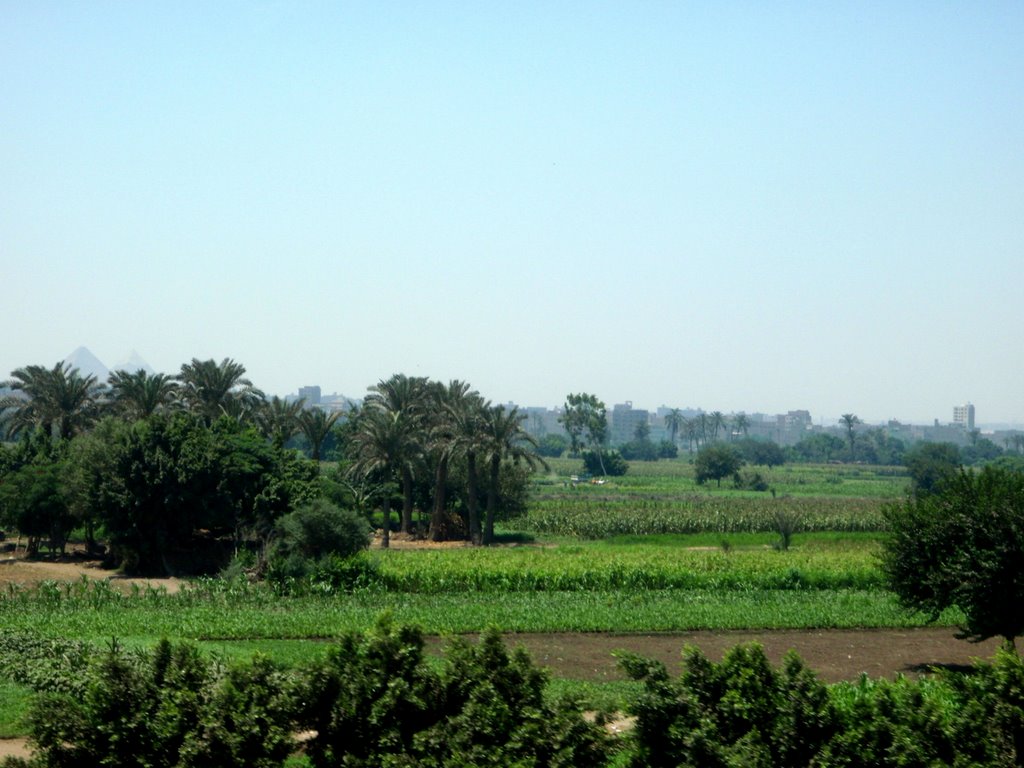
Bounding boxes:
[1,458,943,736]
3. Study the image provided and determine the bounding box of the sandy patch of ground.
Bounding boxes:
[0,737,31,761]
[0,553,183,594]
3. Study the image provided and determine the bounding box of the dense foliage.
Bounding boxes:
[881,465,1024,644]
[6,626,1024,767]
[623,642,1024,767]
[694,444,743,486]
[3,621,608,768]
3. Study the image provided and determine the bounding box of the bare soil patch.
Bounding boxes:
[0,738,30,761]
[426,628,1002,684]
[0,553,183,594]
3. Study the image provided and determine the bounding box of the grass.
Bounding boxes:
[0,585,958,642]
[0,680,32,738]
[538,457,910,498]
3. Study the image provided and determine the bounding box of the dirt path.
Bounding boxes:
[448,627,1003,684]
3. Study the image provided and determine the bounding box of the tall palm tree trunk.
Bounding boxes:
[381,495,391,549]
[466,451,481,545]
[401,467,414,534]
[431,455,450,542]
[484,455,500,545]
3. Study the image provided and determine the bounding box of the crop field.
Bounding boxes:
[525,458,906,536]
[0,460,966,749]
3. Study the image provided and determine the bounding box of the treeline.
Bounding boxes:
[0,360,545,571]
[2,622,1022,767]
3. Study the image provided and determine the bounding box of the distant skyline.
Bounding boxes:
[14,345,1009,430]
[3,4,1022,426]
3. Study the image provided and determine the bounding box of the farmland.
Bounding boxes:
[1,460,942,653]
[0,457,990,762]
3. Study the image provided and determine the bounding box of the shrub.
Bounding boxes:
[881,466,1024,644]
[24,639,295,768]
[619,643,836,767]
[270,499,370,561]
[694,444,743,487]
[297,616,609,767]
[582,449,628,477]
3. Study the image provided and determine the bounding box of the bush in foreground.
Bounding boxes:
[881,465,1024,645]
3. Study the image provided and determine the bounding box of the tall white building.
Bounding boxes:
[953,403,975,430]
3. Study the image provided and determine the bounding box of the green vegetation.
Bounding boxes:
[4,359,1023,762]
[623,642,1024,767]
[5,626,1023,767]
[0,681,32,739]
[882,465,1024,645]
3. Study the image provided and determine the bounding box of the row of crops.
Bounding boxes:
[521,494,889,537]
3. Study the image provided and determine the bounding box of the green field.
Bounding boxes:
[0,461,952,741]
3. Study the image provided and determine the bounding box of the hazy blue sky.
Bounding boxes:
[3,2,1022,425]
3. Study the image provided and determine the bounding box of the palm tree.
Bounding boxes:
[732,412,750,440]
[709,411,726,442]
[479,405,547,545]
[1,362,105,440]
[255,396,305,448]
[840,413,861,461]
[298,407,342,465]
[663,408,684,446]
[683,417,699,452]
[107,369,179,420]
[426,380,479,542]
[448,394,488,545]
[364,374,430,533]
[348,406,411,548]
[176,358,264,424]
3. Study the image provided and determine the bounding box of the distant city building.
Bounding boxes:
[298,386,321,406]
[953,403,975,431]
[611,402,650,445]
[520,406,565,438]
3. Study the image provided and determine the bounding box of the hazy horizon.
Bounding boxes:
[4,4,1021,426]
[0,344,1008,430]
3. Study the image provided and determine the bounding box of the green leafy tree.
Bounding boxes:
[364,374,429,533]
[1,362,105,440]
[347,405,410,549]
[582,449,628,477]
[89,413,316,574]
[709,411,726,441]
[177,358,264,425]
[840,413,861,461]
[0,457,74,555]
[537,433,568,458]
[694,443,743,487]
[734,438,786,468]
[479,404,546,545]
[425,380,480,541]
[663,408,684,446]
[297,407,342,464]
[254,395,304,449]
[107,369,179,420]
[732,412,750,439]
[904,441,961,497]
[560,393,608,473]
[880,466,1024,646]
[789,433,845,463]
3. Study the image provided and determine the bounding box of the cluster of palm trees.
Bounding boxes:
[1,361,547,547]
[0,359,341,461]
[348,374,546,547]
[661,408,751,451]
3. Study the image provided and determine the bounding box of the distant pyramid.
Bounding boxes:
[112,350,156,375]
[63,346,109,381]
